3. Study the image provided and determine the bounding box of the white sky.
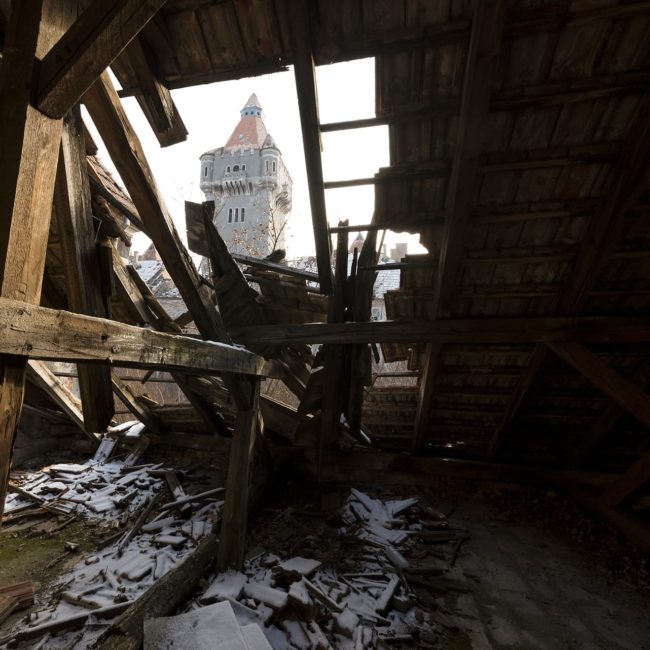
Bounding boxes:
[84,58,425,259]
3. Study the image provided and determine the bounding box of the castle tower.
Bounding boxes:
[199,94,293,258]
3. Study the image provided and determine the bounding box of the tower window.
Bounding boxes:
[242,164,246,171]
[227,166,231,172]
[235,208,239,222]
[265,160,269,173]
[272,161,276,173]
[241,208,245,223]
[228,208,233,223]
[233,165,239,172]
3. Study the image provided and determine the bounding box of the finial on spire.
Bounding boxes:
[241,93,262,117]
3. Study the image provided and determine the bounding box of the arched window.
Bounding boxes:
[203,166,208,178]
[233,165,239,172]
[226,166,231,172]
[228,208,233,223]
[272,161,276,173]
[242,164,246,171]
[234,208,239,222]
[265,160,269,173]
[241,208,245,223]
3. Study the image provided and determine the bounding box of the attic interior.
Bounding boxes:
[1,0,649,648]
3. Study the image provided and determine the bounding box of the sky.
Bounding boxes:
[84,58,425,259]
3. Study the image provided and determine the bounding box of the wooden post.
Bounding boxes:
[217,378,260,571]
[318,224,349,476]
[55,105,114,432]
[0,0,76,520]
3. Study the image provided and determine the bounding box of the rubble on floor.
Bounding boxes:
[0,430,224,649]
[174,488,472,649]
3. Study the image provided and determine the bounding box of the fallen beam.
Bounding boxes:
[232,316,650,346]
[0,297,277,377]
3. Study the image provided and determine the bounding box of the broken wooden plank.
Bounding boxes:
[55,105,114,432]
[0,297,277,377]
[37,0,166,118]
[111,375,163,434]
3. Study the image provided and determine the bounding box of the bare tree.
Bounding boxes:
[228,193,290,258]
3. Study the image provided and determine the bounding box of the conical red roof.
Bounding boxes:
[224,94,268,152]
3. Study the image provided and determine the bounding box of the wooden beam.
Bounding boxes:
[547,341,650,506]
[0,298,276,377]
[486,343,546,461]
[602,452,650,508]
[412,0,505,453]
[571,488,650,554]
[412,344,442,451]
[432,0,506,319]
[36,0,166,119]
[111,245,230,436]
[121,35,188,147]
[55,105,114,432]
[217,378,259,571]
[310,449,615,491]
[572,358,650,466]
[26,360,90,438]
[233,254,319,282]
[559,97,650,314]
[111,374,163,434]
[319,100,460,132]
[547,342,650,430]
[288,0,332,294]
[232,315,650,346]
[0,0,75,521]
[487,97,650,461]
[83,73,231,350]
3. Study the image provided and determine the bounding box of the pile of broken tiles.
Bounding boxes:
[168,488,460,649]
[1,433,224,649]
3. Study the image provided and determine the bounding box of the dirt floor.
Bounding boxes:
[246,477,650,649]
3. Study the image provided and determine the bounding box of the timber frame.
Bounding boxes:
[1,0,650,563]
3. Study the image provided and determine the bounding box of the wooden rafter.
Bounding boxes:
[36,0,166,118]
[487,96,650,461]
[0,297,277,378]
[413,0,506,451]
[546,342,650,506]
[26,360,90,439]
[54,105,114,432]
[572,357,650,466]
[288,0,333,294]
[121,35,188,147]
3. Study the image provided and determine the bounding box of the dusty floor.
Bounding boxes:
[450,500,649,649]
[2,453,649,649]
[246,479,650,649]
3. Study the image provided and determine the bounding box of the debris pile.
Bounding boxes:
[181,488,471,649]
[0,433,224,649]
